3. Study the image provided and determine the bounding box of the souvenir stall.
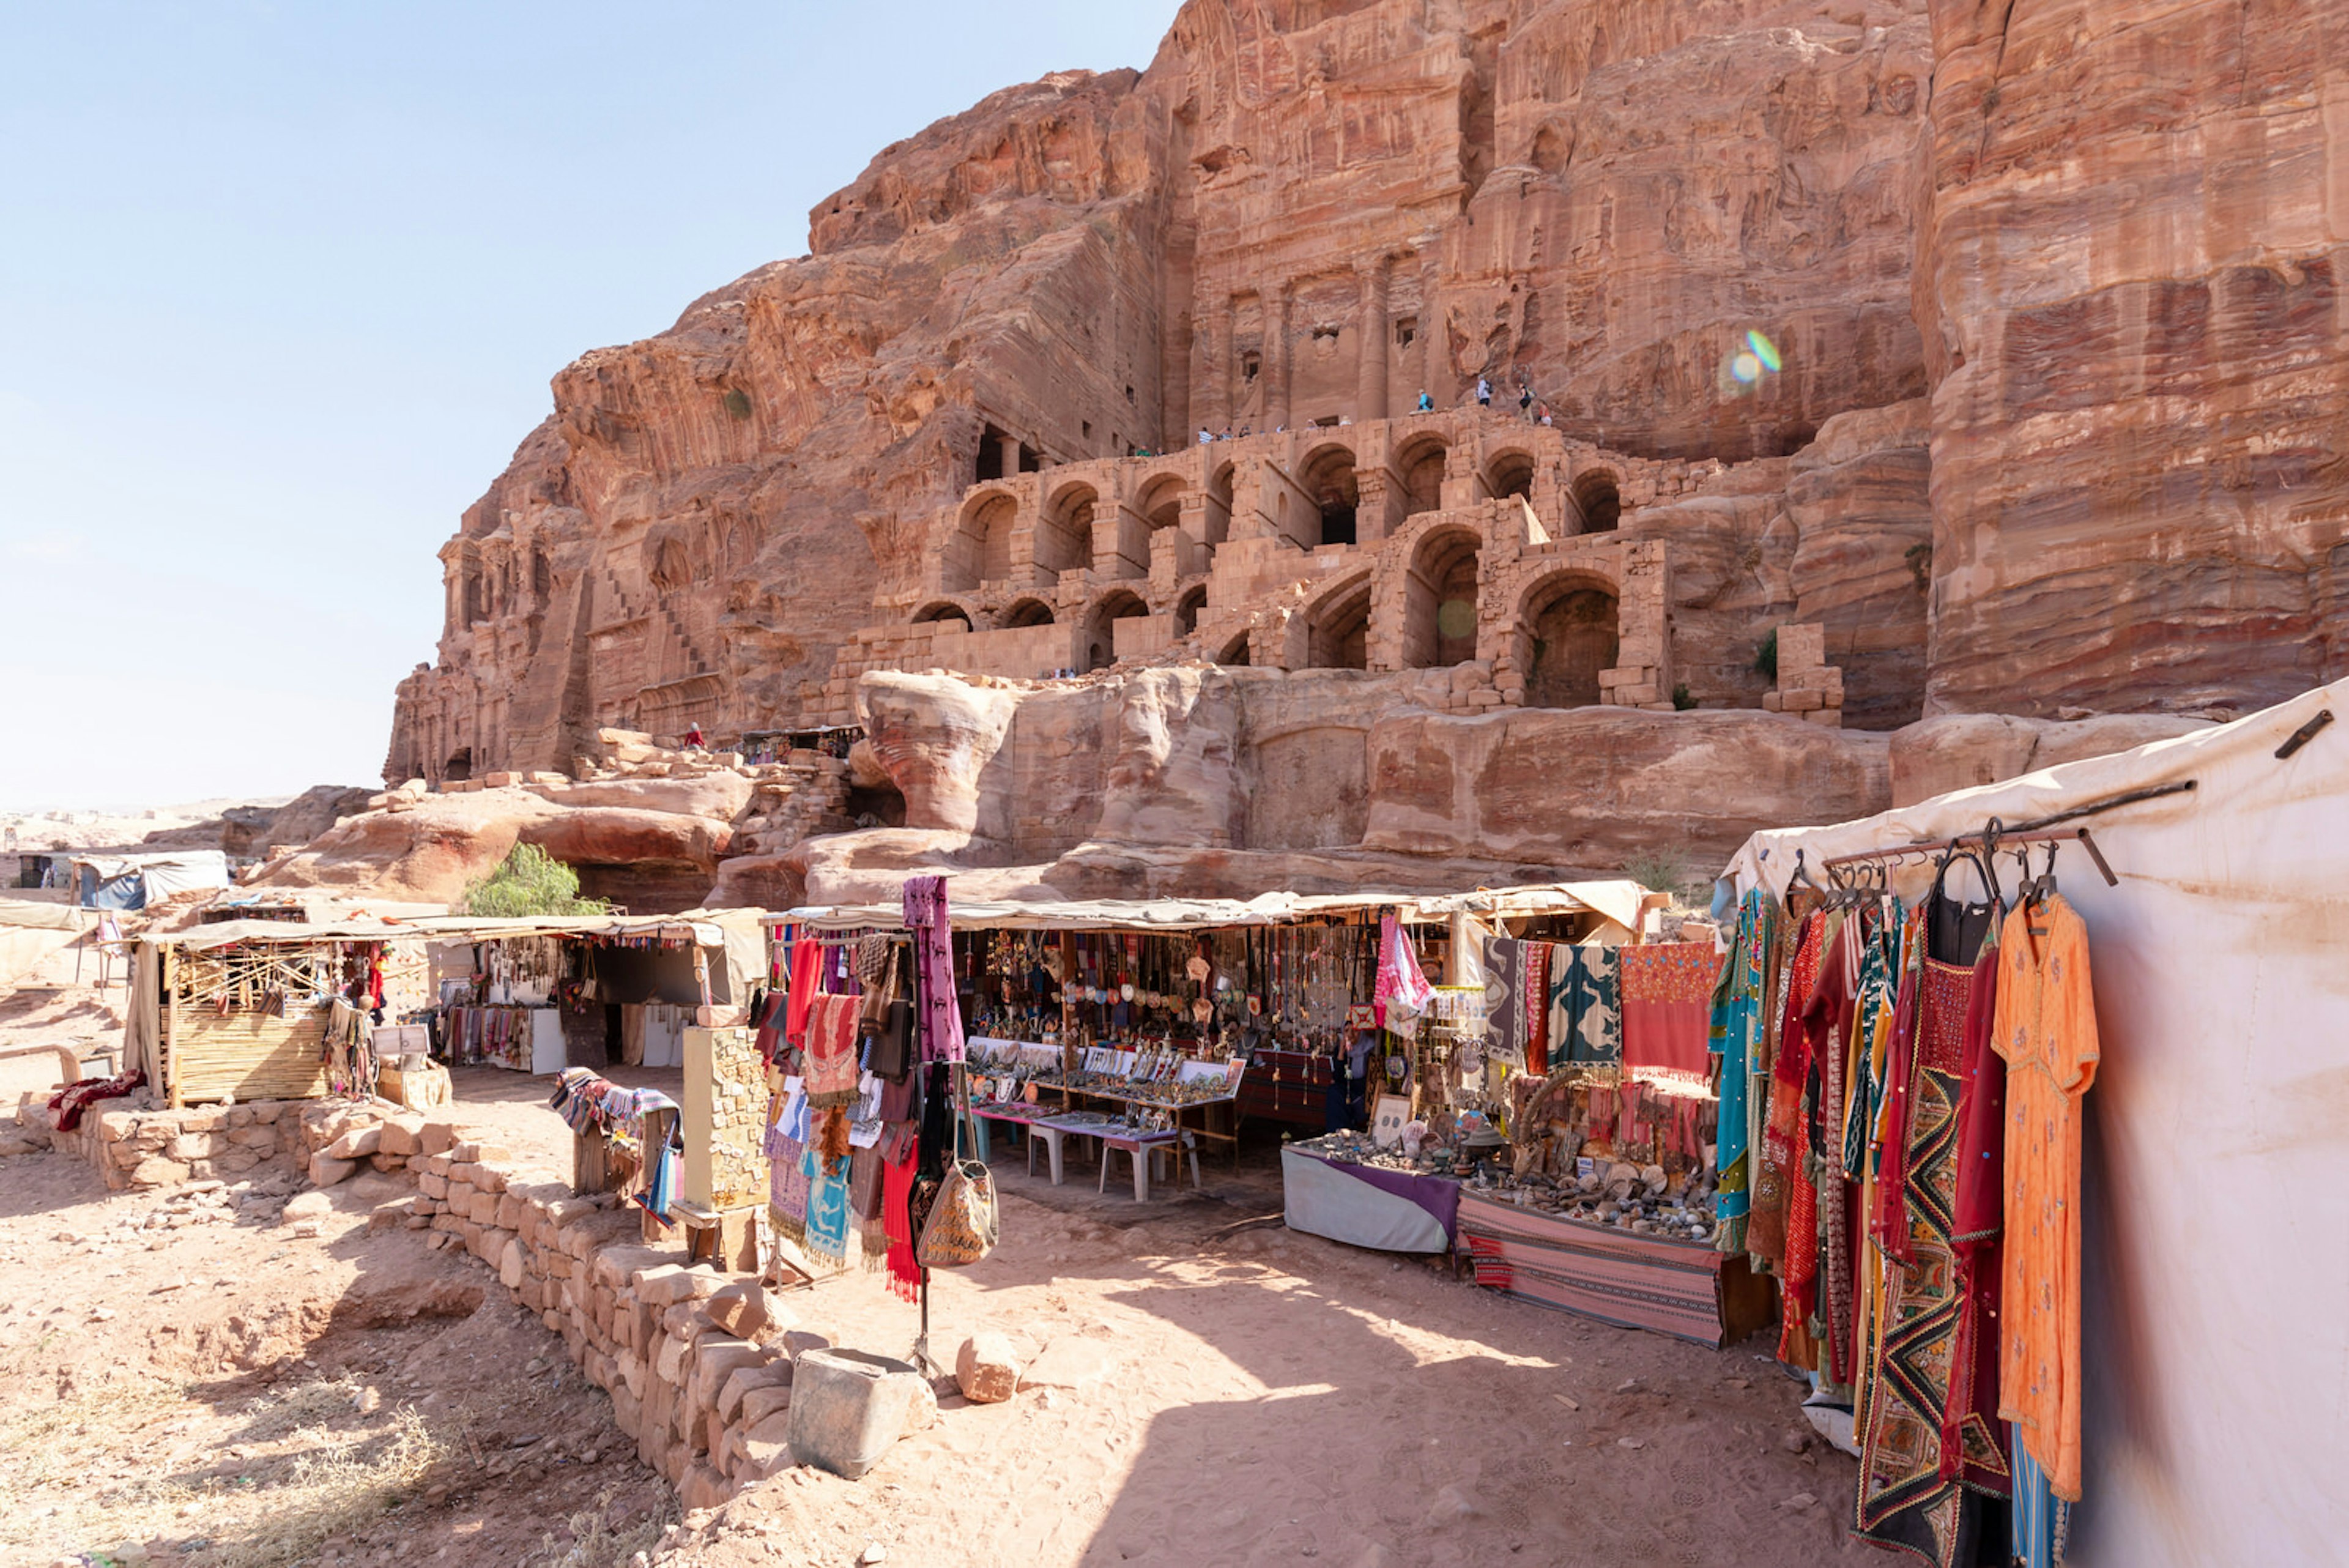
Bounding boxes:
[1709,683,2349,1568]
[125,920,434,1106]
[757,878,999,1378]
[418,913,763,1076]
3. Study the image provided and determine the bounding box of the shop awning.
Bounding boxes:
[781,880,1651,936]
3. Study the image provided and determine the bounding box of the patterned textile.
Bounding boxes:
[1375,913,1435,1034]
[902,874,967,1063]
[1854,954,2007,1566]
[803,993,864,1110]
[1621,941,1720,1081]
[802,1141,852,1266]
[1545,943,1622,1066]
[850,1145,889,1265]
[1480,937,1550,1072]
[1992,895,2099,1503]
[768,1130,810,1243]
[1459,1192,1740,1348]
[1708,890,1777,1256]
[783,937,820,1053]
[46,1069,144,1132]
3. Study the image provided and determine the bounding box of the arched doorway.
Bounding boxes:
[1206,462,1235,546]
[443,747,473,783]
[1404,527,1482,667]
[913,600,973,631]
[1038,483,1094,575]
[1083,589,1150,671]
[1173,585,1207,637]
[1572,471,1622,533]
[1215,631,1252,666]
[1395,436,1448,519]
[1297,444,1359,548]
[1305,577,1372,670]
[946,490,1020,589]
[1518,574,1620,708]
[1001,598,1055,629]
[1486,450,1536,503]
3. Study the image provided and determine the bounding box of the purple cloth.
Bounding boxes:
[902,874,965,1063]
[1292,1145,1463,1241]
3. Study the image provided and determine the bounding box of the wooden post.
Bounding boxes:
[162,948,180,1109]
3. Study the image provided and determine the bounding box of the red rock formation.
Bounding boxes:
[388,0,1939,784]
[1914,0,2349,716]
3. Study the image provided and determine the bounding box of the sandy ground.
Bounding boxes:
[2,964,1868,1568]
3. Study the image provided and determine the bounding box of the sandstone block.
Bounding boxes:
[418,1120,457,1156]
[677,1462,732,1514]
[740,1385,792,1429]
[703,1280,772,1339]
[718,1362,788,1424]
[500,1239,526,1290]
[130,1157,190,1189]
[377,1115,425,1157]
[956,1332,1022,1404]
[308,1153,358,1187]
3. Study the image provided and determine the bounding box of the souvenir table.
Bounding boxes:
[1281,1132,1463,1254]
[976,1039,1247,1166]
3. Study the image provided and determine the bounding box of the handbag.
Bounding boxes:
[856,949,915,1082]
[916,1104,998,1268]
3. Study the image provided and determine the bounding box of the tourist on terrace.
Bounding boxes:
[1476,376,1491,407]
[685,723,705,749]
[1520,384,1534,419]
[1198,427,1211,445]
[1416,389,1433,412]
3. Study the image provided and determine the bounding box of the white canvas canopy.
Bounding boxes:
[69,850,230,908]
[1718,680,2349,1567]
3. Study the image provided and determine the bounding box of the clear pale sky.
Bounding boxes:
[0,1,1180,811]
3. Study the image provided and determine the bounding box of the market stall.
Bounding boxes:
[1702,681,2349,1568]
[415,912,765,1075]
[126,920,434,1106]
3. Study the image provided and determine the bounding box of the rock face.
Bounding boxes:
[374,0,2345,891]
[387,0,1942,783]
[1913,0,2349,716]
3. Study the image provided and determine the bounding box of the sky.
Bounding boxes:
[0,1,1181,812]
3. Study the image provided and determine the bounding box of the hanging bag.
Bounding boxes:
[915,1096,998,1267]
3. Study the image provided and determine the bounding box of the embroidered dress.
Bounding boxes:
[1771,910,1830,1364]
[1375,913,1435,1033]
[1992,894,2099,1503]
[802,1141,852,1267]
[803,993,864,1110]
[1545,943,1622,1066]
[1708,890,1776,1256]
[1854,952,2002,1565]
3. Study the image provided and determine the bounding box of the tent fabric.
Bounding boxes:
[1715,680,2349,1568]
[69,851,231,908]
[783,880,1652,937]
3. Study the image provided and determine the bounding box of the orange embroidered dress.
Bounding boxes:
[1991,894,2099,1503]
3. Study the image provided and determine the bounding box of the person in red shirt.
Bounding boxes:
[684,723,705,749]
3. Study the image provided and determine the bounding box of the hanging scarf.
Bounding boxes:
[804,992,863,1110]
[1374,913,1434,1035]
[883,1140,922,1302]
[902,875,967,1063]
[784,936,820,1053]
[802,1141,852,1267]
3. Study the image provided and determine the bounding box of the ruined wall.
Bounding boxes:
[1913,0,2349,718]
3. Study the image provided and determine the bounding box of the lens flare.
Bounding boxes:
[1745,330,1782,373]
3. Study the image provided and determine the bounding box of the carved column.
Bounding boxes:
[1357,256,1391,423]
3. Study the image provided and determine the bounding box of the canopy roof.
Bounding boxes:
[782,880,1652,936]
[143,912,734,953]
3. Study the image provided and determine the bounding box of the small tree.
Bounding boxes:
[456,844,610,918]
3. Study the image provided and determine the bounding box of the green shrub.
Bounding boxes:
[456,844,610,918]
[1753,628,1779,681]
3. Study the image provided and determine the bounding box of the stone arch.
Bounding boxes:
[945,488,1021,590]
[1571,469,1622,533]
[1393,434,1449,519]
[1001,596,1056,629]
[443,746,473,783]
[1174,584,1208,636]
[1215,630,1253,666]
[913,600,974,631]
[1297,442,1360,547]
[1135,473,1189,533]
[1206,462,1236,546]
[1037,482,1094,575]
[1485,447,1537,503]
[1514,568,1620,708]
[1082,587,1151,672]
[1403,524,1483,667]
[1303,571,1374,670]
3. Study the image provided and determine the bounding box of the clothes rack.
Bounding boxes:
[1816,825,2121,886]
